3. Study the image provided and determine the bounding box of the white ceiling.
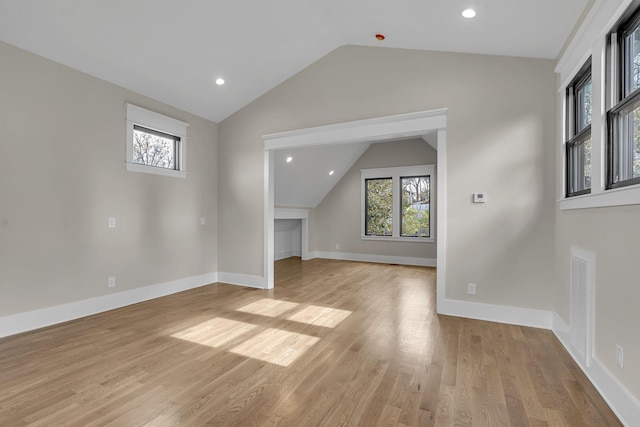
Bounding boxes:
[0,0,589,123]
[274,142,371,208]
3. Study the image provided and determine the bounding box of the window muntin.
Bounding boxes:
[365,178,393,236]
[624,21,640,97]
[608,7,640,189]
[566,60,592,197]
[611,98,640,184]
[400,176,430,238]
[361,165,434,242]
[133,125,179,170]
[125,104,188,178]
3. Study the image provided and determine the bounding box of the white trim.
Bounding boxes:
[217,272,267,289]
[559,184,640,209]
[263,108,447,291]
[436,129,447,311]
[264,151,275,289]
[276,249,301,260]
[0,272,217,339]
[309,251,436,267]
[125,162,187,179]
[555,0,634,86]
[437,298,553,329]
[125,103,189,179]
[553,314,640,426]
[570,246,596,368]
[263,109,446,151]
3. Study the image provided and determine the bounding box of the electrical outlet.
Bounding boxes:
[467,283,477,295]
[108,217,116,228]
[336,243,340,250]
[616,345,624,370]
[200,217,206,225]
[108,276,116,288]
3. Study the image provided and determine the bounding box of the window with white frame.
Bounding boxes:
[125,104,188,178]
[565,59,592,197]
[607,4,640,189]
[361,165,434,241]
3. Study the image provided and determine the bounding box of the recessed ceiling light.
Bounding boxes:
[286,156,293,163]
[329,170,335,176]
[215,78,225,86]
[461,8,476,19]
[375,33,385,41]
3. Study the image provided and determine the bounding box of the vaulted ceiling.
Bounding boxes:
[0,0,589,123]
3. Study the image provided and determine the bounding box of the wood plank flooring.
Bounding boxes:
[0,258,621,426]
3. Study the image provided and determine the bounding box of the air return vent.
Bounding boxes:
[569,247,595,367]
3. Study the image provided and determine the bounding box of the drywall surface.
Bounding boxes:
[0,41,218,316]
[219,45,556,310]
[309,139,437,260]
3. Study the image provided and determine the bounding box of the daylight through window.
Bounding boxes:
[361,165,434,241]
[607,7,640,188]
[125,104,188,178]
[133,125,179,170]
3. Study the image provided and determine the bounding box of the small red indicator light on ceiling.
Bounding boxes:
[375,33,385,41]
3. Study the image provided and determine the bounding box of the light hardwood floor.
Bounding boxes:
[0,258,621,426]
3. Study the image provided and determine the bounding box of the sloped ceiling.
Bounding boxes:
[0,0,589,122]
[274,142,371,208]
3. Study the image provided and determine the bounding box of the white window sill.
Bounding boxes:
[361,235,435,243]
[558,184,640,210]
[126,162,186,179]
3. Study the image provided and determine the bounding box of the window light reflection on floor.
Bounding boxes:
[171,317,257,348]
[236,298,299,317]
[229,328,320,367]
[287,305,352,328]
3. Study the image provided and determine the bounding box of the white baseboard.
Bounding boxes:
[275,249,301,261]
[437,298,553,329]
[0,272,218,339]
[217,272,266,289]
[309,251,436,267]
[552,314,640,426]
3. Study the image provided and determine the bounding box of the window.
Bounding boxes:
[125,104,188,178]
[365,178,392,236]
[400,176,430,237]
[361,165,434,241]
[608,5,640,189]
[565,60,592,197]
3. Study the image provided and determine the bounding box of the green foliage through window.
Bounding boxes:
[401,176,430,237]
[365,178,392,236]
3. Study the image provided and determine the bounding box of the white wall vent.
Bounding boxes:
[569,247,595,367]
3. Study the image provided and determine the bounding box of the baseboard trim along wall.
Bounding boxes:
[552,314,640,427]
[309,251,436,267]
[216,272,267,289]
[437,298,553,329]
[0,272,219,339]
[275,249,301,261]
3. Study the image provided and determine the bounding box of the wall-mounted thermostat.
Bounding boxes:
[473,193,486,203]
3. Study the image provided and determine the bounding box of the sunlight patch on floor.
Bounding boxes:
[287,305,352,328]
[236,298,299,317]
[171,317,257,347]
[229,328,320,367]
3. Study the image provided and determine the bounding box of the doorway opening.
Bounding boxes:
[263,109,447,310]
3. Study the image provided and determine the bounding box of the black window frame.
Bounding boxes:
[399,175,431,238]
[364,177,393,237]
[132,124,181,171]
[607,1,640,189]
[565,59,592,197]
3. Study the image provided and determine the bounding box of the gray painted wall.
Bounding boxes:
[219,45,556,310]
[0,41,218,316]
[309,139,437,260]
